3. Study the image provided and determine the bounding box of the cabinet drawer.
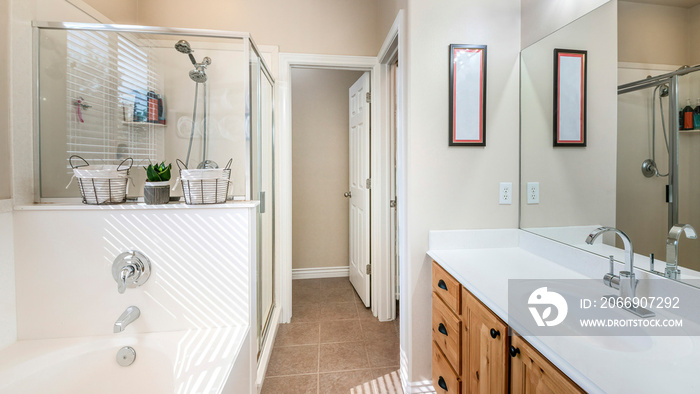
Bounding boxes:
[433,341,461,394]
[432,261,461,313]
[432,292,461,371]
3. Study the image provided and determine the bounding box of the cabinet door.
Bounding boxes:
[466,291,508,394]
[509,335,584,394]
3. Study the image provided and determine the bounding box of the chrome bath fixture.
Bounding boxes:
[665,224,697,280]
[116,346,136,367]
[114,306,140,333]
[585,227,655,318]
[112,251,151,294]
[175,40,216,169]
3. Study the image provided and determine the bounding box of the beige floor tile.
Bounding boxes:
[275,322,320,347]
[320,286,357,303]
[319,342,369,372]
[294,286,322,305]
[293,279,322,290]
[319,370,374,394]
[365,340,400,368]
[292,303,321,323]
[367,369,403,394]
[319,302,359,321]
[320,320,363,343]
[357,304,375,320]
[360,321,399,344]
[261,374,318,394]
[266,345,319,376]
[319,277,354,290]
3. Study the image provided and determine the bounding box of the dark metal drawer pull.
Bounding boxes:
[510,345,520,358]
[437,279,448,290]
[438,376,448,391]
[490,328,500,339]
[438,323,448,336]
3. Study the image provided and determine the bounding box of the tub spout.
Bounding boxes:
[114,306,140,333]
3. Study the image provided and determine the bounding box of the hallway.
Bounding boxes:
[261,278,402,393]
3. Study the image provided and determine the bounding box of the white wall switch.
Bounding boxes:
[499,182,512,205]
[527,182,539,204]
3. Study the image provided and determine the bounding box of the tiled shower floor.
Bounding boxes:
[261,278,402,394]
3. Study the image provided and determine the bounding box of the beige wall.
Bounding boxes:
[86,0,407,56]
[291,69,362,270]
[618,1,688,65]
[520,2,618,229]
[82,0,138,24]
[137,0,378,56]
[689,5,700,65]
[521,0,610,49]
[376,0,407,50]
[405,0,521,383]
[0,0,9,200]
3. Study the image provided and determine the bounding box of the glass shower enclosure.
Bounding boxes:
[33,22,275,357]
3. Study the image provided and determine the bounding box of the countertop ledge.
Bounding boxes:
[427,229,700,394]
[14,201,260,211]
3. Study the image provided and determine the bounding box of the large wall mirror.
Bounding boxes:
[521,0,700,287]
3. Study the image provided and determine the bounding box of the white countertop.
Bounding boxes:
[14,200,259,211]
[427,229,700,394]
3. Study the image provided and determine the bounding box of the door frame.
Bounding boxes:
[277,53,393,323]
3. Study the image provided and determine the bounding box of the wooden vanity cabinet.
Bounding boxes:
[509,335,584,394]
[431,260,584,394]
[463,288,508,394]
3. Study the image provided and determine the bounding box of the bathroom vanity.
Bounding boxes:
[428,229,700,394]
[431,261,581,393]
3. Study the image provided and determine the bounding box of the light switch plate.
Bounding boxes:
[499,182,512,205]
[527,182,539,204]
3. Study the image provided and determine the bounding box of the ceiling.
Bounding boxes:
[623,0,700,7]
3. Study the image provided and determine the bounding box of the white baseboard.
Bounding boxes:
[292,266,349,280]
[256,306,281,393]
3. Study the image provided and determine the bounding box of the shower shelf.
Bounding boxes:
[122,121,165,127]
[679,129,700,133]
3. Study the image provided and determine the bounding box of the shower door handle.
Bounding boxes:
[259,191,265,213]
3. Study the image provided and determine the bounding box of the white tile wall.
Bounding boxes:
[14,207,254,340]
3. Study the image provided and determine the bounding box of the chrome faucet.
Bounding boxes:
[585,227,654,318]
[114,306,140,333]
[665,224,697,280]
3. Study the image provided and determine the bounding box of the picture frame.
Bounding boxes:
[553,48,587,147]
[449,44,487,146]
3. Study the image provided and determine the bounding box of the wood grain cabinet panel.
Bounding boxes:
[509,335,584,394]
[433,341,461,394]
[433,293,462,371]
[432,261,461,313]
[464,290,508,394]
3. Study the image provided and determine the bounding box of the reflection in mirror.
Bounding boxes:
[521,0,700,287]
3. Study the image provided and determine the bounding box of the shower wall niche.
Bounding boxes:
[36,24,249,200]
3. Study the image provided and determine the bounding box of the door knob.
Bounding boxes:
[344,191,352,198]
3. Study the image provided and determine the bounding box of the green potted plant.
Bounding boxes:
[143,161,172,204]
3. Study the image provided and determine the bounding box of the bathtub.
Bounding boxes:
[0,326,249,394]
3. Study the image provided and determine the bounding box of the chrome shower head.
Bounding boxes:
[175,40,197,65]
[175,40,192,54]
[189,68,207,83]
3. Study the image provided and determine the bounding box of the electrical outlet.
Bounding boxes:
[527,182,540,204]
[499,182,512,205]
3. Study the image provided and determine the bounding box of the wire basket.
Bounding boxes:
[69,155,133,205]
[176,159,232,205]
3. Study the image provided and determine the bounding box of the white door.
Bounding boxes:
[348,72,371,307]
